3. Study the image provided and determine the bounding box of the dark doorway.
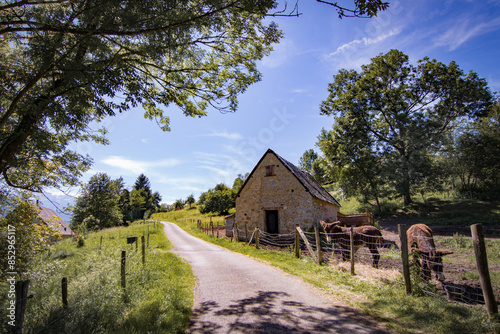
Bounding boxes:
[266,210,279,234]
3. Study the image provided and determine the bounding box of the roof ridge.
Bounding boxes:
[271,150,340,207]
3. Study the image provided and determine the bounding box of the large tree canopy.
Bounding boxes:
[0,0,389,193]
[319,49,493,205]
[0,0,282,192]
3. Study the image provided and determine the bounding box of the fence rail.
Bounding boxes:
[195,219,499,316]
[11,224,158,334]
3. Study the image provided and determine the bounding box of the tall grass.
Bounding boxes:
[0,222,194,334]
[153,207,499,334]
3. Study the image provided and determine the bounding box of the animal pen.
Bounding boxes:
[197,219,499,318]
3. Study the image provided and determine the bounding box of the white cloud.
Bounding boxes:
[207,130,243,140]
[434,16,500,51]
[102,156,180,175]
[328,28,402,57]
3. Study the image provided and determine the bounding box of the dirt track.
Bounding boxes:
[162,222,391,334]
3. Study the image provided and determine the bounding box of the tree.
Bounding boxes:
[232,173,249,193]
[0,0,389,193]
[130,189,147,220]
[320,49,493,205]
[298,149,327,183]
[299,149,319,172]
[0,0,282,193]
[133,174,152,193]
[71,173,123,229]
[186,194,196,208]
[198,183,235,215]
[118,189,132,223]
[0,199,60,278]
[449,100,500,199]
[174,198,185,210]
[317,123,385,211]
[130,174,161,219]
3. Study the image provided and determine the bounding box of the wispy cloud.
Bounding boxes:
[102,156,180,175]
[328,28,402,57]
[262,39,295,68]
[207,130,243,140]
[433,16,500,51]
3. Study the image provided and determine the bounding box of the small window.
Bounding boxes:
[265,165,275,177]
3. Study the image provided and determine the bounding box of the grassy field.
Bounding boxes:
[340,194,500,227]
[153,202,500,334]
[0,222,195,334]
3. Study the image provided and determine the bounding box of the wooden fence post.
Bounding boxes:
[398,224,412,295]
[15,280,29,334]
[141,236,146,264]
[471,224,498,319]
[245,224,248,242]
[100,236,103,249]
[61,277,68,309]
[255,228,260,249]
[315,227,322,265]
[295,224,300,258]
[121,250,126,289]
[297,227,318,263]
[350,226,355,275]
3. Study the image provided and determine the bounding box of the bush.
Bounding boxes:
[77,235,85,247]
[198,184,235,215]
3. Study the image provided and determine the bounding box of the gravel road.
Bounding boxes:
[163,222,391,334]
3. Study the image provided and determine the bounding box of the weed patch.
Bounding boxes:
[0,222,194,334]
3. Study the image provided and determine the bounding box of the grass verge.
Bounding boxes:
[0,222,194,334]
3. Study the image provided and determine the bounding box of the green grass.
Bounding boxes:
[153,206,499,334]
[338,192,500,228]
[0,222,194,334]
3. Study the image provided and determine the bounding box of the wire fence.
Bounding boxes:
[7,224,158,334]
[196,219,499,310]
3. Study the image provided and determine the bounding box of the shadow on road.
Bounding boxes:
[188,291,390,334]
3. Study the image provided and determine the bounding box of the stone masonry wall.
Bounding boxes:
[235,153,339,234]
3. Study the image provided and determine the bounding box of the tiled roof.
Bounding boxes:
[38,206,74,237]
[271,150,341,207]
[235,149,340,207]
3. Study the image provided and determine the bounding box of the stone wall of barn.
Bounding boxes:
[235,153,339,234]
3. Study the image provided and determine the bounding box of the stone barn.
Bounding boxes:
[234,149,340,234]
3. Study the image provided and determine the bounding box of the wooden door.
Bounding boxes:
[266,210,279,234]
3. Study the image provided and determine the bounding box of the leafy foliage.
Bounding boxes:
[198,183,235,215]
[318,49,493,205]
[1,222,194,333]
[71,173,162,229]
[0,199,60,278]
[131,174,161,219]
[298,149,327,183]
[448,100,500,199]
[0,0,283,192]
[71,173,123,230]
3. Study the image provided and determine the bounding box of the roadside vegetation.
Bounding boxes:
[0,222,194,334]
[153,198,500,334]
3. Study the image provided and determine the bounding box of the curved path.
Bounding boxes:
[163,222,391,334]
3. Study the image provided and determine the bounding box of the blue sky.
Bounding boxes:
[44,0,500,215]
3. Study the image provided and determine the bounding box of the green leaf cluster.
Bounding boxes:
[317,49,494,206]
[0,199,60,278]
[71,173,162,230]
[198,183,235,216]
[0,0,283,192]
